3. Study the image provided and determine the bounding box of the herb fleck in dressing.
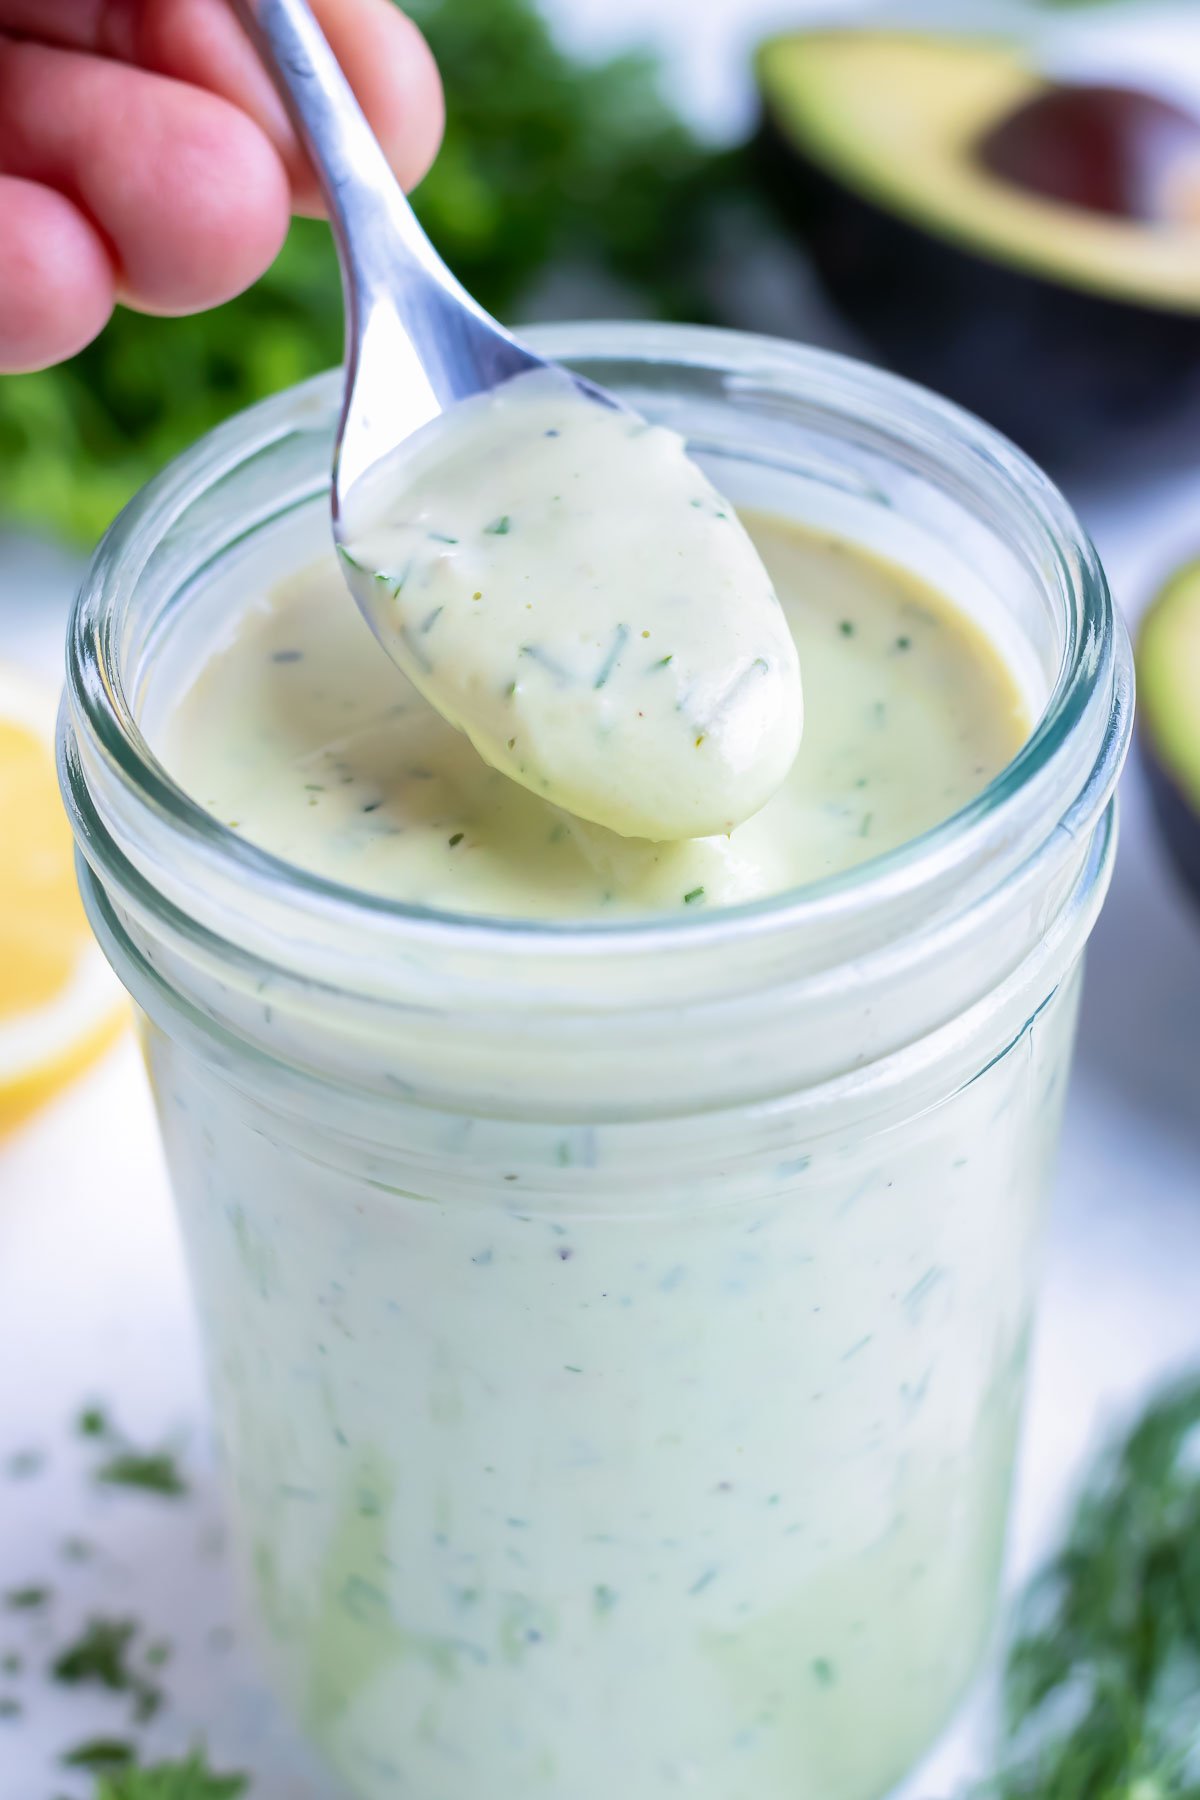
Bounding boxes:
[338,371,804,841]
[166,513,1027,919]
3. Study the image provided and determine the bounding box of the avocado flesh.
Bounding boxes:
[754,31,1200,461]
[756,32,1200,310]
[1138,560,1200,909]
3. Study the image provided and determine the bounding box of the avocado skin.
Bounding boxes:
[754,117,1200,467]
[1143,748,1200,911]
[1137,563,1200,913]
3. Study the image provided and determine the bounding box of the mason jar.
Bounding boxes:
[59,323,1132,1800]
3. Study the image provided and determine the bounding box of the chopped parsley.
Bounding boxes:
[77,1408,188,1496]
[53,1617,139,1691]
[63,1737,137,1772]
[683,886,705,905]
[95,1449,187,1499]
[483,515,512,535]
[5,1585,49,1611]
[53,1617,165,1722]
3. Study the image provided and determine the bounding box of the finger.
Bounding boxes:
[0,3,141,59]
[0,0,444,215]
[0,37,291,314]
[0,175,114,371]
[141,0,446,214]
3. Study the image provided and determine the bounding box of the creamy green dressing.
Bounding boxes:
[166,511,1027,919]
[338,371,803,842]
[144,505,1053,1800]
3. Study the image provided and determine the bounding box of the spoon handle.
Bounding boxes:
[232,0,538,491]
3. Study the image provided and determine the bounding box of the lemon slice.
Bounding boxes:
[0,661,126,1135]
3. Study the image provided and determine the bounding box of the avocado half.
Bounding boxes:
[755,32,1200,463]
[1138,560,1200,909]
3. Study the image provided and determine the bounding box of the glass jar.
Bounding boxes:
[60,323,1132,1800]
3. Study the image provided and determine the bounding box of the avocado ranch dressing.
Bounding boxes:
[166,513,1026,918]
[338,371,803,843]
[145,498,1054,1800]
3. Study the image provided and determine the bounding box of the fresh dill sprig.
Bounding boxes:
[980,1376,1200,1799]
[94,1751,248,1799]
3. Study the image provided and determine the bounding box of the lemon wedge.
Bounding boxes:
[0,661,126,1134]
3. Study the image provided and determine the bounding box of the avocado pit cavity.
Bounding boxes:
[978,83,1200,225]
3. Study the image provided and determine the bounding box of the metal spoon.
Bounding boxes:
[233,0,608,505]
[233,0,805,843]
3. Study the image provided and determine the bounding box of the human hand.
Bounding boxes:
[0,0,443,372]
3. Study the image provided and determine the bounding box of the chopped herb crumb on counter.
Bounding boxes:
[164,512,1026,919]
[4,1376,1195,1797]
[0,1406,251,1796]
[339,371,804,843]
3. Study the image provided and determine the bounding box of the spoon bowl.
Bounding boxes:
[236,0,804,843]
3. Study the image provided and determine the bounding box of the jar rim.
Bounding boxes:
[62,320,1132,966]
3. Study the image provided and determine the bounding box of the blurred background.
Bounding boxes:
[2,0,1199,1794]
[6,0,1200,543]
